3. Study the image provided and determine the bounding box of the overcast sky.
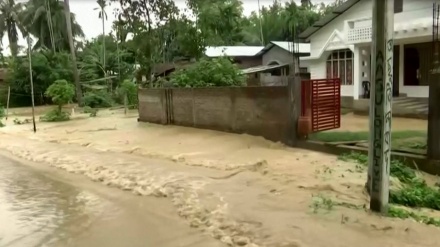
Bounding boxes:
[4,0,334,56]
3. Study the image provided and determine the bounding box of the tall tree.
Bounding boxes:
[186,0,244,45]
[94,0,107,77]
[112,0,179,79]
[63,0,82,104]
[22,0,84,51]
[0,0,25,57]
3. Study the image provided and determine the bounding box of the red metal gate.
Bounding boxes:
[301,78,341,133]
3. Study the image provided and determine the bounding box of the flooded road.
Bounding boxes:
[0,154,223,247]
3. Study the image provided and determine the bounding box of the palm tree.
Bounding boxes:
[94,0,107,76]
[22,0,84,52]
[63,0,82,104]
[0,0,25,57]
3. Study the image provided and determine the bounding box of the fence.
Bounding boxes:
[138,86,291,142]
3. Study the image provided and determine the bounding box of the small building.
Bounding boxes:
[241,41,311,86]
[300,0,434,103]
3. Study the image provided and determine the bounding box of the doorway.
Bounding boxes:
[393,45,400,96]
[404,47,420,86]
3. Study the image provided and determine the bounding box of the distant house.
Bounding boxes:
[236,41,311,86]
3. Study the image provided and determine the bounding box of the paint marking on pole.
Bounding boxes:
[368,0,394,214]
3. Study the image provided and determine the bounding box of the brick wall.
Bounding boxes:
[138,86,290,142]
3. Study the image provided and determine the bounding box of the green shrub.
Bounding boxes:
[340,152,440,210]
[82,106,98,117]
[43,80,75,122]
[116,80,138,108]
[83,91,113,108]
[40,108,70,122]
[169,57,245,88]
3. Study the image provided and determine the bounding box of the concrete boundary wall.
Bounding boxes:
[138,87,290,142]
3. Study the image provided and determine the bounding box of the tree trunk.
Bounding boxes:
[102,11,106,71]
[63,0,82,105]
[102,10,107,91]
[7,26,18,58]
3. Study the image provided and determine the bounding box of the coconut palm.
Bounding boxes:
[0,0,25,57]
[63,0,82,104]
[94,0,107,74]
[21,0,84,51]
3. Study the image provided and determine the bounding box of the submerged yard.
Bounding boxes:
[309,113,428,153]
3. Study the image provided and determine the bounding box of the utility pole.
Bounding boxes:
[257,0,264,45]
[28,36,37,133]
[427,3,440,160]
[367,0,394,214]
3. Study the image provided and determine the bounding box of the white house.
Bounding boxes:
[299,0,434,100]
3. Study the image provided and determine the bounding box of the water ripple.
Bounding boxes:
[0,156,114,247]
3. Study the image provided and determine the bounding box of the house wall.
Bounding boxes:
[260,46,311,86]
[307,0,434,99]
[138,87,291,143]
[262,45,294,65]
[232,56,262,69]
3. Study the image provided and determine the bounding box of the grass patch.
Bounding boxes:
[310,130,426,143]
[389,206,440,227]
[339,151,440,226]
[310,194,364,214]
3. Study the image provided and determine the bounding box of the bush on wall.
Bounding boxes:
[169,57,245,88]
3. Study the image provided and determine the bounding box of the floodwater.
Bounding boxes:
[0,154,223,247]
[0,108,439,247]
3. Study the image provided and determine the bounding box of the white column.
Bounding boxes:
[399,44,404,95]
[353,46,360,100]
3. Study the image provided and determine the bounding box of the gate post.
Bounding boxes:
[287,71,302,146]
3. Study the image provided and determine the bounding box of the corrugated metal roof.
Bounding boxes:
[271,41,310,54]
[256,41,310,56]
[241,63,289,74]
[299,0,362,40]
[204,46,264,57]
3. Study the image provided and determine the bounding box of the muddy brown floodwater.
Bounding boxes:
[0,154,223,247]
[1,108,440,247]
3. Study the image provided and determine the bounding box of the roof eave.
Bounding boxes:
[298,0,362,39]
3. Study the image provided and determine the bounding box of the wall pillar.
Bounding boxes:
[353,46,361,100]
[356,46,372,99]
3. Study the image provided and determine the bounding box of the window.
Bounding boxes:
[326,49,353,85]
[394,0,403,13]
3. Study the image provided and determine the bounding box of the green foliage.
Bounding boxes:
[40,108,70,122]
[41,80,74,122]
[83,91,113,108]
[340,152,440,211]
[82,106,98,117]
[170,57,245,88]
[389,206,440,227]
[45,80,75,107]
[21,0,85,52]
[7,51,73,106]
[116,80,138,108]
[78,35,135,83]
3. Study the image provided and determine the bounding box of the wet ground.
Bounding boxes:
[0,154,223,247]
[0,107,439,247]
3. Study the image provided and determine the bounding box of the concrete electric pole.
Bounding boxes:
[367,0,394,214]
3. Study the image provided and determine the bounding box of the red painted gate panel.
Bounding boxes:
[301,78,341,133]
